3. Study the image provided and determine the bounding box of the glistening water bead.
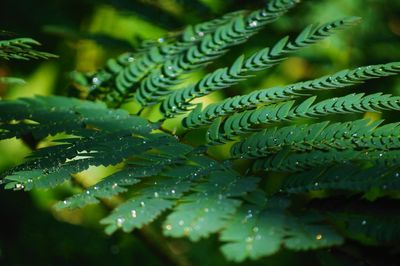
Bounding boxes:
[116,217,125,227]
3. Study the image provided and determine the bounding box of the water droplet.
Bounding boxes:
[131,210,137,218]
[86,190,90,195]
[249,21,258,28]
[116,217,125,227]
[154,192,159,198]
[316,234,323,240]
[171,189,176,194]
[140,201,145,207]
[178,220,184,226]
[112,183,118,189]
[204,208,209,213]
[197,31,204,37]
[92,77,100,85]
[15,183,24,190]
[252,227,259,233]
[165,224,172,231]
[245,213,253,220]
[361,220,367,225]
[158,38,165,43]
[246,236,254,243]
[314,182,319,187]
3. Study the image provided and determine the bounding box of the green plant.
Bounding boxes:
[0,35,56,85]
[1,0,400,263]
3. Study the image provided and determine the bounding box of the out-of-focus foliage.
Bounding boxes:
[1,0,400,265]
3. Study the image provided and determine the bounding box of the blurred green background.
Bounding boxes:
[0,0,399,265]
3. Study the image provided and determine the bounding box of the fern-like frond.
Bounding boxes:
[55,154,183,209]
[183,62,400,129]
[162,17,362,117]
[0,96,170,190]
[137,10,245,53]
[88,10,248,101]
[279,163,400,193]
[207,92,400,144]
[0,37,56,60]
[2,2,400,263]
[100,155,223,234]
[163,170,259,241]
[0,96,154,140]
[327,209,400,244]
[2,132,187,190]
[135,0,299,106]
[220,193,343,262]
[254,148,400,172]
[231,119,382,158]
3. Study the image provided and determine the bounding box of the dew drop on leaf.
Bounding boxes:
[116,217,125,228]
[249,21,258,28]
[165,224,172,231]
[15,183,24,190]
